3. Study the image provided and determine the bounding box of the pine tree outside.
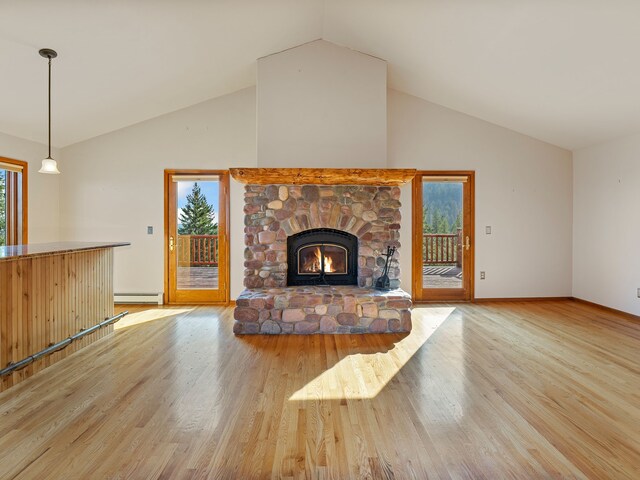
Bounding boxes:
[177,181,219,270]
[422,181,464,288]
[178,182,218,236]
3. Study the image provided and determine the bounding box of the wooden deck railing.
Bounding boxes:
[177,235,218,267]
[423,230,462,266]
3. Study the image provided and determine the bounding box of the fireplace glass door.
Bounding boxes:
[298,244,347,275]
[287,228,358,286]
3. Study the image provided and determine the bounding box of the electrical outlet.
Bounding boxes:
[147,226,154,235]
[480,271,486,280]
[486,226,492,234]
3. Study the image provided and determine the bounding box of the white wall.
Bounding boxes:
[59,88,256,299]
[56,85,574,301]
[0,131,60,243]
[257,40,387,168]
[573,134,640,315]
[389,90,573,299]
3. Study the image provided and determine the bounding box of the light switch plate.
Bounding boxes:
[147,226,153,235]
[486,226,491,234]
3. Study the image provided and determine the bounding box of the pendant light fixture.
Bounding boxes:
[38,48,60,174]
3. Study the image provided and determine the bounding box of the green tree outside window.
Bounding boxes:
[178,182,218,235]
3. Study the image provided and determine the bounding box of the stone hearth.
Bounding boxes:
[231,168,415,335]
[234,286,411,334]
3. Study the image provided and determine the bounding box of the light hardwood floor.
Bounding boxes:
[0,300,638,479]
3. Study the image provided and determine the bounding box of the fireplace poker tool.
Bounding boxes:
[374,245,396,291]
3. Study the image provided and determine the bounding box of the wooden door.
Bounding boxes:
[165,170,229,304]
[0,157,28,246]
[413,171,474,302]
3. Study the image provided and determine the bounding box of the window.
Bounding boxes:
[0,157,28,246]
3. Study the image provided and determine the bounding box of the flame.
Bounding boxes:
[324,253,334,273]
[301,246,335,273]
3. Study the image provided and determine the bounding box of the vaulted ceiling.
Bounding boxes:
[2,0,640,150]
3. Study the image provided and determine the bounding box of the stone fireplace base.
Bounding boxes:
[233,286,412,335]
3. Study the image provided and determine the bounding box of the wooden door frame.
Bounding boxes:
[0,156,28,245]
[164,169,230,305]
[412,170,475,302]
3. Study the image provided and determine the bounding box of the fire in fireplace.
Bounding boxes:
[299,244,347,275]
[287,228,358,286]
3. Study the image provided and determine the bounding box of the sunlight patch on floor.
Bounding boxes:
[115,308,194,330]
[289,306,456,401]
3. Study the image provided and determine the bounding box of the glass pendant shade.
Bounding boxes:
[39,157,60,174]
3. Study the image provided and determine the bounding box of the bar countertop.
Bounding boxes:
[0,241,130,262]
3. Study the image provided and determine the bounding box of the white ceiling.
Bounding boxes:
[2,0,640,150]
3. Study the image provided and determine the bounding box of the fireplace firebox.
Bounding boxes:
[287,228,358,286]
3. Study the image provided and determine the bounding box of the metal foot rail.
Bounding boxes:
[0,311,128,377]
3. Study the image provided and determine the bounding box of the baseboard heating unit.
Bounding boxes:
[114,293,163,305]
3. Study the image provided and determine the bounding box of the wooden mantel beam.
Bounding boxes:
[229,168,416,186]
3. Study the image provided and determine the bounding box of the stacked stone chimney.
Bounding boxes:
[243,184,402,289]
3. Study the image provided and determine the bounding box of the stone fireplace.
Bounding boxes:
[231,168,416,335]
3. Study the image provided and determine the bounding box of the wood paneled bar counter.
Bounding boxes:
[0,242,128,391]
